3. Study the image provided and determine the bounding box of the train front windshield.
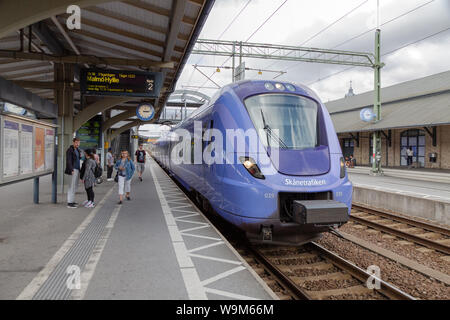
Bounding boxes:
[244,94,318,150]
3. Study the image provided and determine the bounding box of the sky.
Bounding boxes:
[140,0,450,136]
[178,0,450,100]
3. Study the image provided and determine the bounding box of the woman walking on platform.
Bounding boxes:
[114,150,135,205]
[81,149,97,208]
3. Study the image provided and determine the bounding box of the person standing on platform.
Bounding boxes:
[92,148,100,164]
[349,155,356,168]
[135,144,146,182]
[406,147,414,168]
[81,149,97,208]
[115,150,135,205]
[65,137,81,208]
[106,148,114,181]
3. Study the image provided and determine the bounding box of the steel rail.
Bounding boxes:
[249,243,415,300]
[350,214,450,255]
[308,242,415,300]
[352,204,450,237]
[247,245,311,300]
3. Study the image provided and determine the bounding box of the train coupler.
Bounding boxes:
[292,200,349,225]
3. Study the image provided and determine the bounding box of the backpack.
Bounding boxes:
[79,161,86,180]
[94,164,103,178]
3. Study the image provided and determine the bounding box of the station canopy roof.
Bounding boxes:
[0,0,214,120]
[326,70,450,133]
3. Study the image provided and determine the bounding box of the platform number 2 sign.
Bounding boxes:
[147,79,154,92]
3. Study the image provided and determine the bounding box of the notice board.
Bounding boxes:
[0,114,56,185]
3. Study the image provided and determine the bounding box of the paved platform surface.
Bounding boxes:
[349,173,450,201]
[0,160,275,300]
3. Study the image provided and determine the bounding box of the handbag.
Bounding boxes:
[114,171,119,183]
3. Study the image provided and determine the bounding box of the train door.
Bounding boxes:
[201,116,213,197]
[202,114,222,208]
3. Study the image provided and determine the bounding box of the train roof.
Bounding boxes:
[173,79,322,128]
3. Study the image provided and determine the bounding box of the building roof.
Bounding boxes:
[326,71,450,133]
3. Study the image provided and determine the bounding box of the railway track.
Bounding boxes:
[154,160,418,300]
[351,204,450,255]
[239,242,415,300]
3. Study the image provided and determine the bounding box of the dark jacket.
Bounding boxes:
[83,158,97,189]
[65,145,80,175]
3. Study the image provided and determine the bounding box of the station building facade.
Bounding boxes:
[326,71,450,169]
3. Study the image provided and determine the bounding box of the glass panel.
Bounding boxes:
[418,156,425,167]
[400,148,407,166]
[401,157,407,166]
[244,94,318,149]
[408,136,417,146]
[401,137,407,146]
[418,147,425,157]
[419,135,425,146]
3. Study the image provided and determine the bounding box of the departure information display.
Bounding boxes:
[80,69,162,97]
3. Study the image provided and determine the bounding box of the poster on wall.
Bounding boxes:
[45,128,54,170]
[35,127,45,172]
[20,124,33,174]
[3,120,19,177]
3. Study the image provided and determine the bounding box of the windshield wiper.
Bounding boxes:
[260,109,288,149]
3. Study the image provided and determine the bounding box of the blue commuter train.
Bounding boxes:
[152,80,352,245]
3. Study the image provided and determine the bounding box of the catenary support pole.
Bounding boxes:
[372,29,382,175]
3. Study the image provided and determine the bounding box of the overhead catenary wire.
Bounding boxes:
[283,0,437,77]
[330,0,436,50]
[307,26,450,86]
[197,0,290,90]
[186,0,253,87]
[265,0,370,70]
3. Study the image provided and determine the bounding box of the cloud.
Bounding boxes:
[175,0,450,102]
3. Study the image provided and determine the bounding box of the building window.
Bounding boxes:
[400,129,425,167]
[342,138,354,159]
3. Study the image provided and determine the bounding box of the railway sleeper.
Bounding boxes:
[291,271,352,283]
[307,285,373,300]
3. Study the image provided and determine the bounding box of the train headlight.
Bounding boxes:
[275,83,285,91]
[340,157,346,178]
[285,84,295,92]
[239,156,265,179]
[264,82,274,90]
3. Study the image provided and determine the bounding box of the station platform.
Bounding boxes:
[348,168,450,226]
[0,159,276,300]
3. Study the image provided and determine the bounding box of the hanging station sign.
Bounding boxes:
[80,68,163,98]
[0,114,56,185]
